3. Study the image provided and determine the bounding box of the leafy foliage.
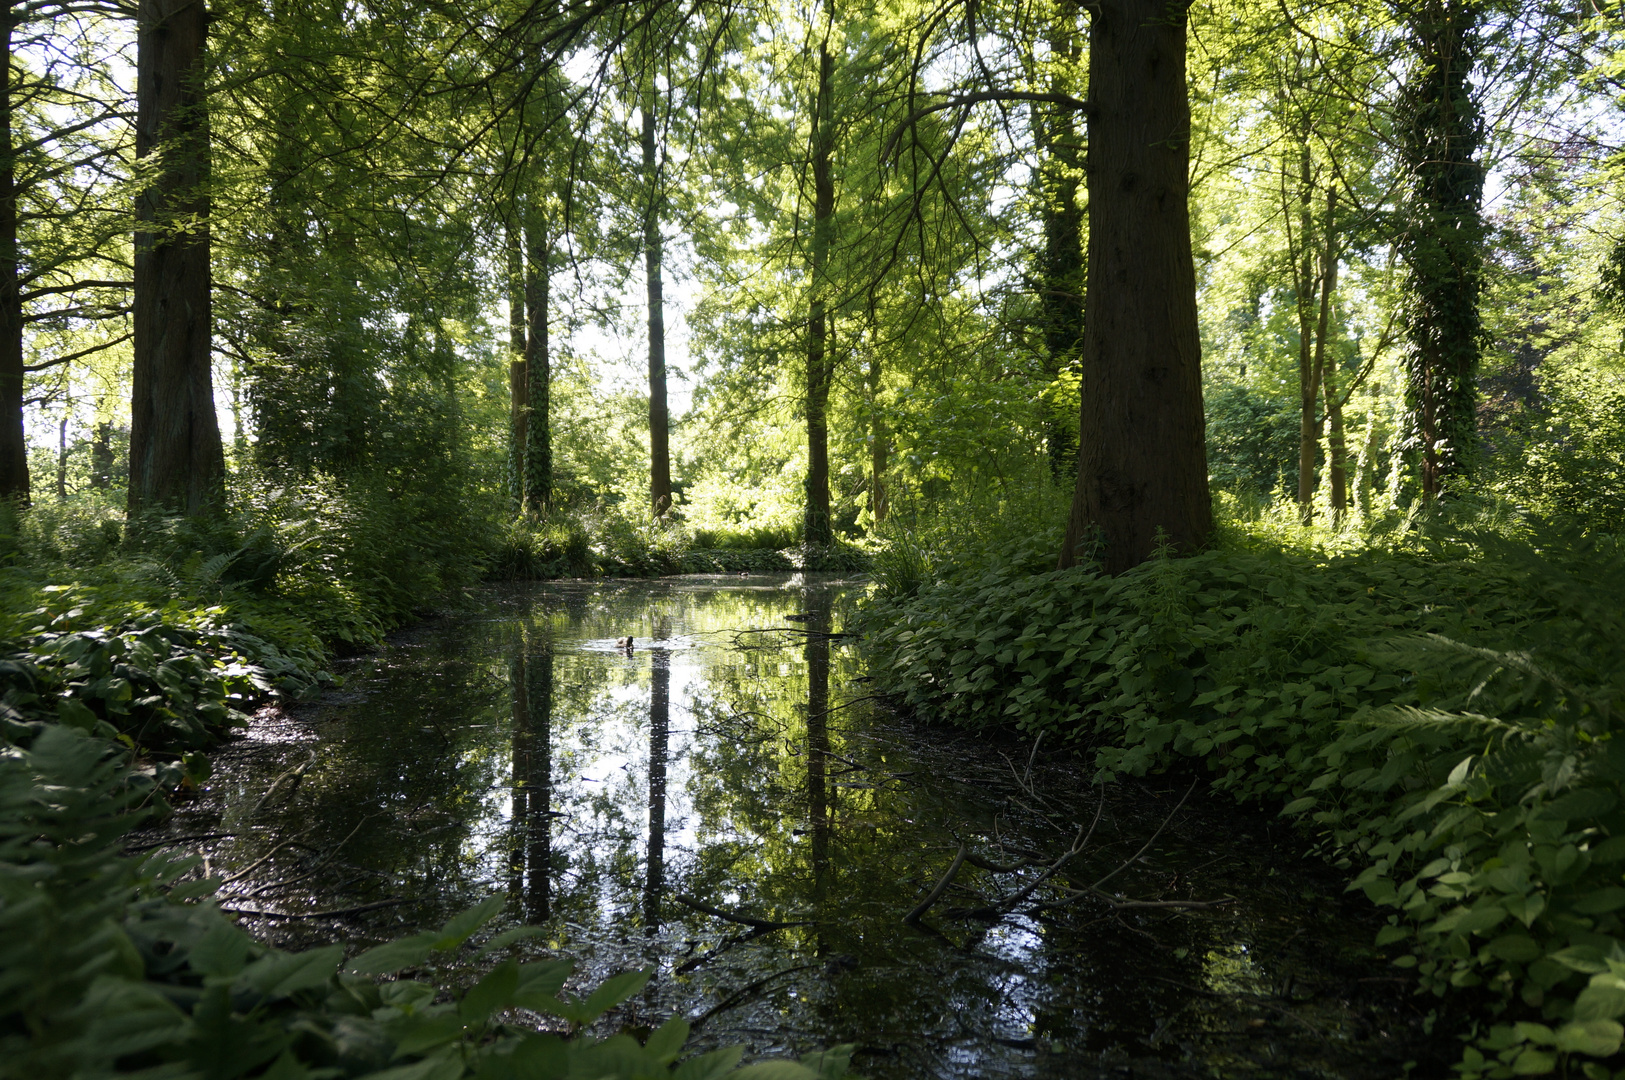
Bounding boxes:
[863,525,1625,1075]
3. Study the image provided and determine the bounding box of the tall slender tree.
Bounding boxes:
[0,7,24,502]
[642,88,671,516]
[804,1,837,547]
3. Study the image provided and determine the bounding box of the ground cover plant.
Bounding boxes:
[860,520,1625,1077]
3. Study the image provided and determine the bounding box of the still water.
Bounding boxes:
[158,574,1445,1078]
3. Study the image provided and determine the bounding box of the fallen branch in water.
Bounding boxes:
[690,964,820,1030]
[903,842,967,923]
[223,897,415,920]
[675,893,814,930]
[955,795,1106,918]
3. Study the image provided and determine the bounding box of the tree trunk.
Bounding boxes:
[0,8,25,505]
[1058,0,1209,573]
[1037,0,1084,484]
[1399,0,1483,498]
[804,23,835,548]
[54,414,68,498]
[90,421,112,489]
[1293,146,1320,524]
[506,217,528,507]
[523,206,551,512]
[1316,187,1346,522]
[130,0,222,516]
[642,97,671,517]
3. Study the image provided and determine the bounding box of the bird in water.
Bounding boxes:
[615,636,634,652]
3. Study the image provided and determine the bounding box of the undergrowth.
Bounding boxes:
[861,515,1625,1078]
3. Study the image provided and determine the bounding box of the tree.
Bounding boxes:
[1058,0,1210,572]
[804,0,837,547]
[129,0,222,515]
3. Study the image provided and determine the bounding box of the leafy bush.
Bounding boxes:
[862,527,1625,1076]
[690,524,800,550]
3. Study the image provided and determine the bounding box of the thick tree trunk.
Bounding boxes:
[1058,0,1209,573]
[804,33,835,548]
[506,218,528,507]
[0,9,25,504]
[130,0,222,516]
[1399,0,1483,498]
[1037,1,1084,484]
[524,207,551,512]
[642,99,671,517]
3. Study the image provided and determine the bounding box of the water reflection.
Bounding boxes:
[172,575,1444,1079]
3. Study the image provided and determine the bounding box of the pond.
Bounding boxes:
[146,573,1449,1078]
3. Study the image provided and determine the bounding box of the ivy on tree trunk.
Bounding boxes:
[1398,0,1484,499]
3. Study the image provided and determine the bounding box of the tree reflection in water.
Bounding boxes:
[189,576,1445,1080]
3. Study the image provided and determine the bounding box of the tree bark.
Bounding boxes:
[1058,0,1209,573]
[523,205,551,512]
[804,21,835,548]
[130,0,222,516]
[506,217,528,507]
[642,97,671,517]
[0,7,25,504]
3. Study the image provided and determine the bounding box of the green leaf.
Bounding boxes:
[1576,977,1625,1022]
[1573,887,1625,915]
[358,1047,465,1080]
[386,1007,465,1057]
[798,1045,855,1079]
[1375,925,1410,946]
[1510,1048,1557,1075]
[349,932,440,975]
[673,1046,745,1080]
[1541,788,1618,822]
[1483,934,1543,963]
[1281,796,1317,815]
[646,1017,691,1065]
[471,924,547,958]
[459,958,519,1022]
[433,894,507,950]
[577,969,653,1023]
[238,944,344,999]
[190,919,255,978]
[731,1064,821,1080]
[511,960,572,1009]
[379,980,437,1011]
[1555,1020,1624,1057]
